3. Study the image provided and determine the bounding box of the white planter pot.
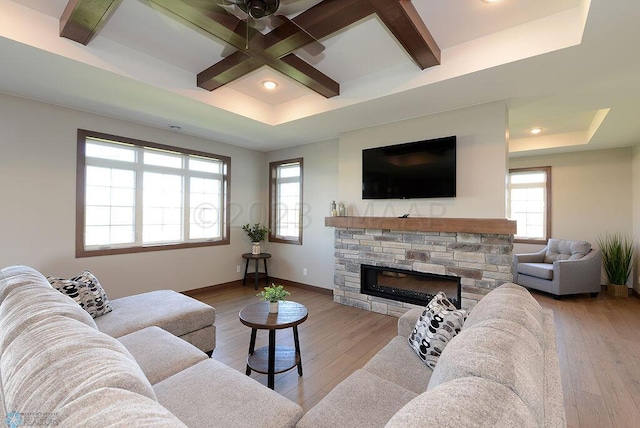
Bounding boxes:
[269,301,279,313]
[252,242,261,255]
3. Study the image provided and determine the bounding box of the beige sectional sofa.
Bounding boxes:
[298,282,566,427]
[0,265,303,427]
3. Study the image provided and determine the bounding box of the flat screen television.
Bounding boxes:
[362,136,456,199]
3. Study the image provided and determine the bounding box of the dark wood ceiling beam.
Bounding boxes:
[60,0,123,45]
[198,52,264,91]
[368,0,441,69]
[277,54,339,98]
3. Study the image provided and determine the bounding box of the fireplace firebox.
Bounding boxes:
[361,264,462,309]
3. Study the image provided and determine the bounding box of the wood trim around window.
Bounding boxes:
[269,158,303,245]
[509,166,552,245]
[75,129,231,258]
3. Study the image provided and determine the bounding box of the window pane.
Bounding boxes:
[189,177,221,240]
[510,172,546,184]
[86,140,135,162]
[278,164,300,178]
[144,150,182,168]
[143,172,183,244]
[189,157,221,173]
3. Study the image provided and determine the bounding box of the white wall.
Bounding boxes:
[0,93,264,298]
[509,148,633,273]
[338,101,509,219]
[265,139,339,290]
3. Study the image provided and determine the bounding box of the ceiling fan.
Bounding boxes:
[218,0,325,54]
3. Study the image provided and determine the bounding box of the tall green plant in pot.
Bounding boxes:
[597,233,634,297]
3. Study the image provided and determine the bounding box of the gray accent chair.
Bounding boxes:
[513,238,602,298]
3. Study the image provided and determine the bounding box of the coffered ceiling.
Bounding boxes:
[1,0,640,155]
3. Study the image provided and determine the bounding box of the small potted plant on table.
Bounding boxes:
[258,284,290,313]
[597,233,634,297]
[242,223,270,255]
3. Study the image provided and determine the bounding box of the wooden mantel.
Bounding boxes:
[325,216,516,235]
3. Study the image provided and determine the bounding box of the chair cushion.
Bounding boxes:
[408,292,467,369]
[544,239,591,263]
[516,262,554,280]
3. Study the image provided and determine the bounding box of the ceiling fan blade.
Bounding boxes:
[276,0,323,16]
[269,14,324,56]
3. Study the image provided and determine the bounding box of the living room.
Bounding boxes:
[1,0,640,426]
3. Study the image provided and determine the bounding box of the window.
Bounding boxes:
[269,158,303,245]
[76,129,230,257]
[508,167,551,244]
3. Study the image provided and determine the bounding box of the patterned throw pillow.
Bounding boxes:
[47,270,113,318]
[408,291,468,369]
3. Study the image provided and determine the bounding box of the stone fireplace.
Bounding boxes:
[326,216,516,315]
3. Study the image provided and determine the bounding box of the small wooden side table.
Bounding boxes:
[239,301,308,390]
[242,253,271,290]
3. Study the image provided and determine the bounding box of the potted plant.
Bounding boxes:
[242,223,270,255]
[257,284,290,313]
[597,233,634,297]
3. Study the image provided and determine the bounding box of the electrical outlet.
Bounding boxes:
[303,268,308,276]
[236,265,241,273]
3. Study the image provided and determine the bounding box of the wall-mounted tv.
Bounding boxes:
[362,136,456,199]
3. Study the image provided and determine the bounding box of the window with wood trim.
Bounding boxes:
[508,167,551,244]
[269,158,303,245]
[76,129,230,257]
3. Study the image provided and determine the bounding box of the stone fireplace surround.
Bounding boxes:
[325,216,516,316]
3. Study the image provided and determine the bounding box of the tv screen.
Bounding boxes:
[362,136,456,199]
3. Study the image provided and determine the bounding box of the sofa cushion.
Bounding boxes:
[118,326,208,385]
[516,262,554,280]
[94,290,215,341]
[154,358,303,428]
[363,336,433,394]
[463,283,546,348]
[408,292,467,369]
[0,283,97,351]
[427,318,545,426]
[386,377,537,428]
[47,270,113,318]
[297,369,417,428]
[2,316,156,414]
[57,388,187,427]
[544,238,591,263]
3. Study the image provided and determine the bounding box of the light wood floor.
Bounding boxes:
[192,283,640,427]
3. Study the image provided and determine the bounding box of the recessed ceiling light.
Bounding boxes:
[530,128,543,135]
[262,80,278,90]
[482,0,501,3]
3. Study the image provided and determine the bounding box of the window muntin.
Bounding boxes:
[77,130,230,257]
[508,167,551,244]
[269,159,303,245]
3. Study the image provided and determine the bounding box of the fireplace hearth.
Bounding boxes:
[361,264,461,308]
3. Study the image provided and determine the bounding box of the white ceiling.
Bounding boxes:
[1,0,639,155]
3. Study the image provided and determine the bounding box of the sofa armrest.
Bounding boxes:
[398,308,423,336]
[513,247,547,264]
[554,249,602,294]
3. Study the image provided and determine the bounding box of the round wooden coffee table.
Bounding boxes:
[239,301,308,389]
